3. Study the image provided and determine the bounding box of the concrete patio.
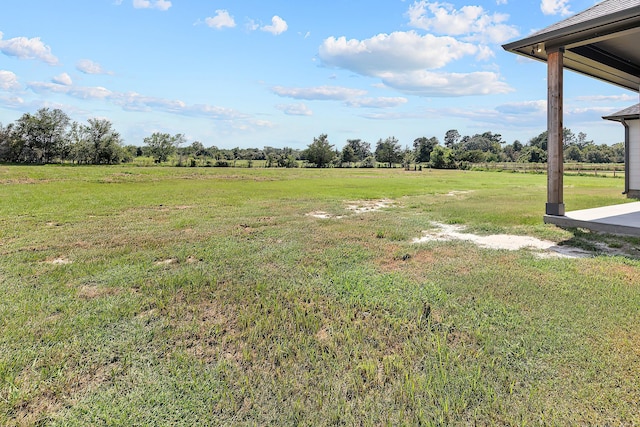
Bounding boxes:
[544,202,640,237]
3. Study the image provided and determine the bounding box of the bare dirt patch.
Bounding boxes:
[46,257,72,265]
[307,199,395,219]
[346,199,395,214]
[306,211,341,219]
[154,258,179,266]
[445,190,474,197]
[412,222,591,258]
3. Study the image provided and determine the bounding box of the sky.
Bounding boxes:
[0,0,638,150]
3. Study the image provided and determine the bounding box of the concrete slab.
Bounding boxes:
[544,202,640,237]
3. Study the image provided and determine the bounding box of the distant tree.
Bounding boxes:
[528,131,548,151]
[512,140,523,152]
[341,144,357,165]
[458,132,502,155]
[503,140,523,162]
[610,142,625,163]
[582,144,611,163]
[413,136,438,163]
[518,146,547,163]
[360,155,376,168]
[86,118,125,164]
[375,136,401,167]
[444,129,460,148]
[304,134,335,167]
[565,145,583,162]
[429,145,456,169]
[13,108,70,163]
[457,149,486,163]
[402,147,416,170]
[144,132,183,163]
[0,123,17,162]
[345,139,372,161]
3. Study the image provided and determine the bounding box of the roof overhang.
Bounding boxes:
[503,6,640,92]
[603,103,640,121]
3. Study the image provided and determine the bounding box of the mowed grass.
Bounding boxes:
[0,165,638,426]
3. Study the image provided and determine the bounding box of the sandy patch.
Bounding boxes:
[154,258,179,266]
[346,199,395,214]
[307,200,394,219]
[306,211,344,219]
[46,257,72,265]
[412,222,591,258]
[445,190,474,197]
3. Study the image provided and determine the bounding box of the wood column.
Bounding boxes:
[546,47,565,216]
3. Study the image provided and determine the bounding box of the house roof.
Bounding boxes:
[603,103,640,120]
[502,0,640,91]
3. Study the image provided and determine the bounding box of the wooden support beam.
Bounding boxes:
[546,47,565,216]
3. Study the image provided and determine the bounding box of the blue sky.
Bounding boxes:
[0,0,637,150]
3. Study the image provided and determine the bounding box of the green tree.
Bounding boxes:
[341,144,357,165]
[0,123,18,162]
[429,145,456,169]
[304,134,336,167]
[375,136,401,167]
[565,145,583,162]
[144,132,182,163]
[413,136,438,163]
[444,129,460,148]
[528,131,548,151]
[13,108,70,163]
[345,139,371,161]
[88,118,125,164]
[402,147,416,170]
[518,146,547,163]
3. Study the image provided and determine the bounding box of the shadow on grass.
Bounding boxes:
[557,227,640,259]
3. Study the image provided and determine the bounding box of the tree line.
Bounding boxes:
[0,108,625,168]
[301,129,624,169]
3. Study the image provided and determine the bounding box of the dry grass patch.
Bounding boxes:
[77,285,121,300]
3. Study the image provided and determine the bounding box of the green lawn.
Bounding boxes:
[1,165,638,426]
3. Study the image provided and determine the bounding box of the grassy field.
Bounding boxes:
[0,165,638,426]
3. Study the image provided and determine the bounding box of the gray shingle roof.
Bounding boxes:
[603,103,640,120]
[502,0,640,91]
[532,0,640,37]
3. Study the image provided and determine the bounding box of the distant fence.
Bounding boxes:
[471,162,625,178]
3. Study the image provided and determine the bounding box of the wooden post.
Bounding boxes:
[546,47,565,216]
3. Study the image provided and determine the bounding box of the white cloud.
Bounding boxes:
[271,85,367,100]
[261,16,288,35]
[275,103,313,116]
[0,31,58,65]
[495,100,547,115]
[407,1,519,44]
[319,31,483,75]
[76,59,112,75]
[540,0,572,16]
[345,97,408,108]
[245,19,260,31]
[154,0,171,11]
[28,81,113,99]
[52,72,73,86]
[133,0,171,11]
[206,10,236,29]
[379,70,513,97]
[496,0,508,4]
[26,79,255,123]
[0,95,26,108]
[575,94,637,103]
[0,70,20,90]
[318,26,515,98]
